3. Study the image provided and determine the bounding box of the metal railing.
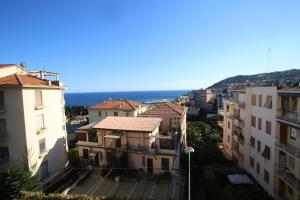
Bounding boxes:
[277,110,300,125]
[276,141,300,159]
[275,165,300,193]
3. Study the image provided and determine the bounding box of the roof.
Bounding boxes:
[139,102,186,117]
[89,100,146,111]
[0,74,60,87]
[93,116,162,132]
[0,64,17,68]
[76,121,98,132]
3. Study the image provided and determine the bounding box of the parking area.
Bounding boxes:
[69,168,181,200]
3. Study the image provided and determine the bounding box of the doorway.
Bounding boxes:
[147,158,153,174]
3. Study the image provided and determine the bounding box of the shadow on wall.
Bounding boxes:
[35,137,67,180]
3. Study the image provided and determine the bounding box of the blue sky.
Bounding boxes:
[0,0,300,92]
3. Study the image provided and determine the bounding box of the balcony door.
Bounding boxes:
[280,125,287,145]
[147,158,153,174]
[278,178,286,198]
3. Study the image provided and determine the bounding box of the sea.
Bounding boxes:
[64,90,189,106]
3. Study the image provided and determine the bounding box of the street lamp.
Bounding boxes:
[186,146,194,200]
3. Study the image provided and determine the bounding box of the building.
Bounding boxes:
[88,100,148,123]
[274,87,300,199]
[138,102,188,150]
[76,117,179,174]
[0,64,67,180]
[223,81,300,198]
[191,89,212,109]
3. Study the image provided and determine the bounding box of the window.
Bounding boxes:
[250,136,255,148]
[251,95,256,106]
[227,121,230,129]
[39,138,46,154]
[98,111,101,117]
[256,163,260,174]
[291,97,297,112]
[264,96,272,109]
[105,112,108,117]
[258,118,262,130]
[251,115,256,127]
[288,156,295,168]
[99,152,103,161]
[266,121,271,135]
[83,149,89,159]
[0,91,4,107]
[79,133,87,141]
[257,140,261,153]
[126,112,130,117]
[114,112,118,116]
[262,146,271,160]
[161,158,169,171]
[88,130,98,142]
[250,157,254,168]
[264,169,269,183]
[0,119,7,136]
[0,147,9,164]
[142,156,145,167]
[258,95,262,107]
[160,139,175,150]
[35,90,43,106]
[227,135,230,143]
[36,114,45,131]
[291,128,297,140]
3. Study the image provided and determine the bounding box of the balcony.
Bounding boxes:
[238,102,246,109]
[276,141,300,159]
[275,165,300,193]
[0,106,6,113]
[0,133,8,141]
[238,135,245,145]
[277,110,300,127]
[117,144,158,154]
[34,104,45,110]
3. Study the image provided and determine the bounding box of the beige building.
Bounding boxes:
[88,100,148,123]
[76,117,179,174]
[0,64,67,180]
[274,87,300,200]
[223,83,279,196]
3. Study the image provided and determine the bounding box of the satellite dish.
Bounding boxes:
[20,61,27,68]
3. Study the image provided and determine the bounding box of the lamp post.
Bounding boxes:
[186,146,194,200]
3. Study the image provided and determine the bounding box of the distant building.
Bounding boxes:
[0,64,67,180]
[88,100,148,123]
[189,89,213,110]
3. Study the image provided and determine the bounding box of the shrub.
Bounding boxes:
[68,148,80,167]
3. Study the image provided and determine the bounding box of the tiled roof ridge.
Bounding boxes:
[125,99,137,110]
[165,102,182,115]
[15,74,23,85]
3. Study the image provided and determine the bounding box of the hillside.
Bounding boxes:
[209,69,300,89]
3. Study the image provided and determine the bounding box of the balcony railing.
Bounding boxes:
[277,110,300,126]
[238,102,246,109]
[117,145,158,154]
[276,141,300,159]
[275,165,300,193]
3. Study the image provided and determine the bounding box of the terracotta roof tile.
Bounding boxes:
[89,100,146,111]
[93,116,162,132]
[0,74,59,87]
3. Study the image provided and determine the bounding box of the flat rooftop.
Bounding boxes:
[93,116,162,132]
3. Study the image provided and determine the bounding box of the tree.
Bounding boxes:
[0,165,39,199]
[68,148,80,167]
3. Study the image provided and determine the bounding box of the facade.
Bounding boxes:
[76,117,179,174]
[138,102,188,150]
[223,82,300,198]
[88,100,148,123]
[190,89,212,109]
[274,88,300,200]
[0,64,67,180]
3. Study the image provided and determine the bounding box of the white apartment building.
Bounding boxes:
[88,100,148,123]
[0,64,67,180]
[223,84,278,196]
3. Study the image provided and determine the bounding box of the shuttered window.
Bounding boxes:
[35,91,43,106]
[36,114,45,130]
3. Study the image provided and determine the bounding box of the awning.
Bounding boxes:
[104,132,121,139]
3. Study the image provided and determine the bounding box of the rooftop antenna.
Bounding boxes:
[267,48,272,80]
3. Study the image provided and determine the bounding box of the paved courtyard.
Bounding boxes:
[69,168,182,200]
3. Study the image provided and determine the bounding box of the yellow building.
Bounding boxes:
[76,116,179,175]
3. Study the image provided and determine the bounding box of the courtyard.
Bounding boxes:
[69,168,182,200]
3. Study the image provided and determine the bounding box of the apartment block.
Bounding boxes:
[0,64,67,180]
[88,100,148,123]
[274,88,300,200]
[223,82,300,198]
[76,117,179,174]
